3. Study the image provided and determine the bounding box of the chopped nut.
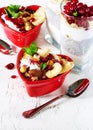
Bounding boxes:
[46,62,62,78]
[24,72,30,77]
[25,22,32,31]
[20,66,27,73]
[47,60,54,66]
[31,76,38,81]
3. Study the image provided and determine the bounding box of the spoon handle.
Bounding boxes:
[22,94,64,118]
[0,39,16,55]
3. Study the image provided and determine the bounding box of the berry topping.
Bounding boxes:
[62,0,93,29]
[0,4,46,32]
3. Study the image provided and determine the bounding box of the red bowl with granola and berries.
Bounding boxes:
[16,43,74,97]
[0,5,46,48]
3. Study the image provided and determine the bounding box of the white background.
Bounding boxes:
[0,0,93,130]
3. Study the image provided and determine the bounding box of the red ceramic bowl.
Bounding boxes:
[0,5,44,48]
[16,49,73,97]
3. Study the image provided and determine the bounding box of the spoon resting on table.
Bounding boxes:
[22,78,89,118]
[0,39,16,55]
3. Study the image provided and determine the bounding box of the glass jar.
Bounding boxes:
[60,0,93,73]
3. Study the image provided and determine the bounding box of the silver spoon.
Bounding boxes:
[22,78,89,118]
[0,39,16,55]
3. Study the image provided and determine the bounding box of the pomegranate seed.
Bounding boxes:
[85,7,90,13]
[5,63,15,70]
[47,65,53,70]
[67,16,75,24]
[90,11,93,16]
[62,0,93,29]
[90,5,93,9]
[0,8,5,16]
[42,75,47,79]
[19,6,25,11]
[47,53,54,60]
[30,18,35,22]
[5,15,11,21]
[78,9,85,15]
[70,6,75,12]
[11,75,17,79]
[19,26,25,32]
[40,57,48,62]
[23,13,30,17]
[71,0,78,3]
[76,3,84,9]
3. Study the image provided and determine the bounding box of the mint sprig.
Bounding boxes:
[73,11,78,17]
[40,62,47,70]
[5,4,20,18]
[24,42,38,55]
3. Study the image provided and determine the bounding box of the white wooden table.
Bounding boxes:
[0,0,93,130]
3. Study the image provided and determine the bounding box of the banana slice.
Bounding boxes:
[32,7,46,26]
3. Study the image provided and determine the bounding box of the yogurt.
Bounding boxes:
[60,14,93,41]
[1,14,19,31]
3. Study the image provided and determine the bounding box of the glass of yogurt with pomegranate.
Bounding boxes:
[60,0,93,73]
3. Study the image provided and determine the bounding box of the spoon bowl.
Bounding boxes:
[22,78,89,118]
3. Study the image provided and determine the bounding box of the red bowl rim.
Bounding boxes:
[16,49,73,84]
[0,5,43,35]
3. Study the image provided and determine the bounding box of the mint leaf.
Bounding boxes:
[24,41,38,55]
[5,4,20,18]
[40,62,47,70]
[73,11,78,17]
[12,12,19,18]
[9,4,20,13]
[29,41,38,55]
[24,47,32,55]
[5,7,12,17]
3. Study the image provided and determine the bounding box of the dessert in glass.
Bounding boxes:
[60,0,93,73]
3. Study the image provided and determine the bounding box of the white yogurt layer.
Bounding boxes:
[60,14,93,41]
[20,55,40,70]
[1,14,19,31]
